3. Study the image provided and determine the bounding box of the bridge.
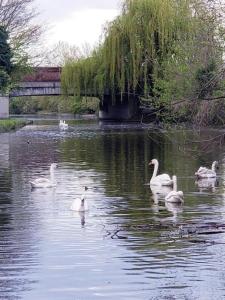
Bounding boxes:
[0,67,140,120]
[0,67,61,118]
[10,67,61,97]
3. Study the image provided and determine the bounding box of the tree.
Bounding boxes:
[0,0,42,77]
[61,0,196,101]
[0,26,12,73]
[0,0,42,49]
[42,41,82,67]
[0,0,44,91]
[0,26,13,91]
[61,0,225,125]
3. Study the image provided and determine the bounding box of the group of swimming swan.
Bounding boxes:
[29,163,88,212]
[29,159,218,211]
[59,120,68,130]
[149,159,218,204]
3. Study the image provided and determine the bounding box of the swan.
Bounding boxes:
[70,187,89,212]
[149,159,173,186]
[195,161,218,178]
[195,177,217,192]
[30,163,57,188]
[59,120,68,130]
[165,175,184,203]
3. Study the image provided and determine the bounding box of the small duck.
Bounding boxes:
[195,161,218,178]
[165,175,184,203]
[70,187,89,212]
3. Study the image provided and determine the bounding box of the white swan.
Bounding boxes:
[30,163,57,188]
[195,161,218,178]
[165,175,184,203]
[70,187,89,212]
[59,120,68,130]
[195,177,217,192]
[149,159,173,186]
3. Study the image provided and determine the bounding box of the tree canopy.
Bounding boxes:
[0,26,13,91]
[61,0,225,107]
[0,0,43,91]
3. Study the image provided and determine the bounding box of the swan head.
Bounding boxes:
[212,161,218,168]
[149,159,158,166]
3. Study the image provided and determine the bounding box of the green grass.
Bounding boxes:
[0,119,29,132]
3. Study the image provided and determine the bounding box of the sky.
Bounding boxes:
[34,0,121,48]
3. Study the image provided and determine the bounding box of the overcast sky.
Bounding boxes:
[34,0,121,48]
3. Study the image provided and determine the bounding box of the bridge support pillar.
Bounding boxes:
[0,95,9,118]
[99,95,139,121]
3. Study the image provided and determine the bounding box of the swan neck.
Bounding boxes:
[151,161,159,179]
[212,162,216,172]
[173,177,177,191]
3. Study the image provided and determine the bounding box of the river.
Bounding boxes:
[0,116,225,300]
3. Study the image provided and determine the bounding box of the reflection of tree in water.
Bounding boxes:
[0,161,39,297]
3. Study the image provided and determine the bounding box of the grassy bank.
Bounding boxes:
[0,119,30,132]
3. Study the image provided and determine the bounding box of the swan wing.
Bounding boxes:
[30,177,55,188]
[32,178,50,184]
[196,169,216,178]
[151,174,173,186]
[197,166,208,173]
[165,191,183,203]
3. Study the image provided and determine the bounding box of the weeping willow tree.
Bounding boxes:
[61,0,224,111]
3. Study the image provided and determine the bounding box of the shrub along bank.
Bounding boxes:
[9,96,99,115]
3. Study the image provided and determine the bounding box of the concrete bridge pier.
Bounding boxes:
[99,95,139,121]
[0,95,9,118]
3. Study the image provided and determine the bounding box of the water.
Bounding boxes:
[1,117,225,299]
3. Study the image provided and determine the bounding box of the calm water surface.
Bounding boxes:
[1,117,225,300]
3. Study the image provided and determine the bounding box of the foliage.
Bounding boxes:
[0,0,43,88]
[62,0,194,102]
[0,26,13,92]
[61,0,225,126]
[9,96,99,115]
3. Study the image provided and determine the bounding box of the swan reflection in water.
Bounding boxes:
[150,185,173,203]
[150,185,183,221]
[79,211,86,226]
[165,201,183,222]
[150,185,172,212]
[195,177,218,192]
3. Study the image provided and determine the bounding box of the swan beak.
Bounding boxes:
[149,162,152,165]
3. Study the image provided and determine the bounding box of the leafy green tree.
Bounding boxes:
[61,0,225,125]
[0,26,13,92]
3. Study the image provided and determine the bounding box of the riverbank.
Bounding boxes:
[0,119,31,132]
